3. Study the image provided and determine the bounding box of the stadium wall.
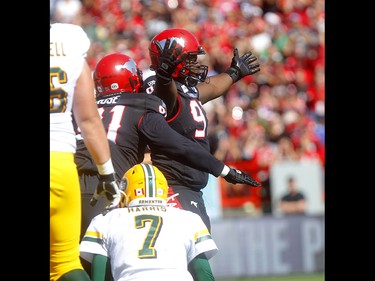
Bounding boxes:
[209,215,324,279]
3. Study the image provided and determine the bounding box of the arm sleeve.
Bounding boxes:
[155,79,178,117]
[139,112,224,177]
[188,253,215,281]
[91,254,109,281]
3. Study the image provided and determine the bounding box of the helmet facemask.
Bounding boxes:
[179,53,208,87]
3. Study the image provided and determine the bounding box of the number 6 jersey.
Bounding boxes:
[50,23,90,153]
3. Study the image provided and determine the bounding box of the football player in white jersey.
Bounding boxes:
[50,23,121,281]
[80,163,218,281]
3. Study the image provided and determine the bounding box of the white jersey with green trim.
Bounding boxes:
[80,205,218,281]
[50,23,90,153]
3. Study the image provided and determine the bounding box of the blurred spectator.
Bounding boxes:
[279,176,306,215]
[50,0,58,20]
[273,136,299,162]
[52,0,82,25]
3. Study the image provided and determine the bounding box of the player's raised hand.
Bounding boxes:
[156,38,186,85]
[225,48,260,83]
[90,173,121,208]
[223,167,261,187]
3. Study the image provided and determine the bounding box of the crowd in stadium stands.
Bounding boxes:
[50,0,325,197]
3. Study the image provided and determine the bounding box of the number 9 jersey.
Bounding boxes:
[143,76,211,190]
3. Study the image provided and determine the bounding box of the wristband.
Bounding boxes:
[156,72,172,85]
[97,159,115,175]
[220,165,230,177]
[224,67,239,83]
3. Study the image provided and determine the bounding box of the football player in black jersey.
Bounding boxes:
[74,52,260,238]
[145,28,261,231]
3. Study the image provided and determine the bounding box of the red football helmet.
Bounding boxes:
[94,53,143,96]
[149,28,208,87]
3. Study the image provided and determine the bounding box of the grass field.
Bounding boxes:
[216,272,324,281]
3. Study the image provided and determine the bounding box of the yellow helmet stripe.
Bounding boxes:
[141,163,156,198]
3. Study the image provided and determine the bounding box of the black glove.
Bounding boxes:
[90,173,121,208]
[156,38,186,85]
[223,167,261,187]
[225,48,260,83]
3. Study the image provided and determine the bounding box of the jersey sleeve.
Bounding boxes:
[186,212,219,262]
[144,94,167,117]
[80,214,110,263]
[139,112,225,177]
[142,70,156,95]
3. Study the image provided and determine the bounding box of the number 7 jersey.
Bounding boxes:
[80,206,218,281]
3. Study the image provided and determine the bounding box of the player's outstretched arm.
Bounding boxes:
[221,166,261,187]
[141,112,261,187]
[199,48,260,104]
[225,47,260,83]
